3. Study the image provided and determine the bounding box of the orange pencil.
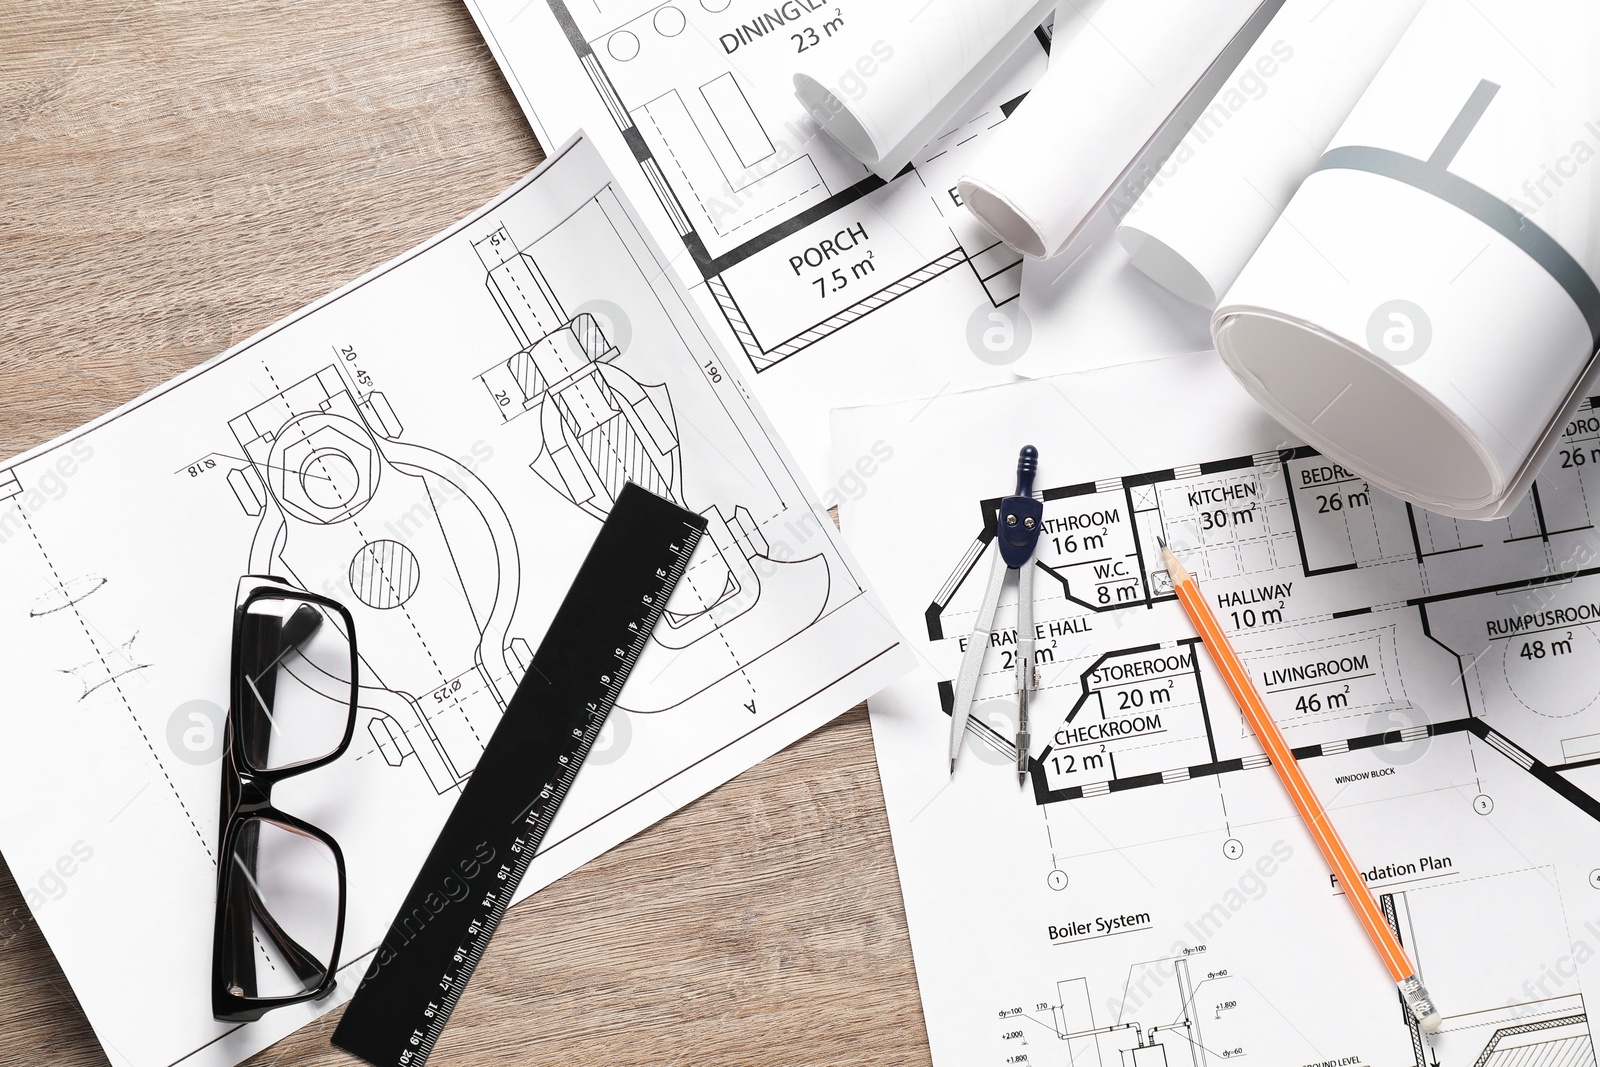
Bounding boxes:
[1160,539,1442,1031]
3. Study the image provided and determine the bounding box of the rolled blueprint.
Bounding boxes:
[958,0,1275,259]
[1117,0,1427,307]
[793,0,1053,181]
[1214,0,1600,520]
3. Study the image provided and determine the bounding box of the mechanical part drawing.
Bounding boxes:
[472,217,836,712]
[230,365,517,794]
[0,136,908,1067]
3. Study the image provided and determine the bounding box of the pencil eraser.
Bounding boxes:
[1398,975,1440,1032]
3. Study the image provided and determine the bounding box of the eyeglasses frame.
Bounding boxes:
[211,576,359,1023]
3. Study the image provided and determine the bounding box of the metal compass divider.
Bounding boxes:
[948,446,1043,784]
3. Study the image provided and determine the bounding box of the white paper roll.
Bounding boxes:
[793,0,1053,181]
[1214,0,1600,520]
[958,0,1275,260]
[1008,209,1217,380]
[1118,0,1427,307]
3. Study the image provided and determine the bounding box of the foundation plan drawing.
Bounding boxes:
[836,352,1600,1067]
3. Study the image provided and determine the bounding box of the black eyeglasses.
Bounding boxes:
[212,576,358,1022]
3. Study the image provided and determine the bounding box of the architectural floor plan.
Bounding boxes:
[836,353,1600,1067]
[463,0,1059,480]
[0,136,907,1067]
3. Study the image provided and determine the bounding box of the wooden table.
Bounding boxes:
[0,3,930,1064]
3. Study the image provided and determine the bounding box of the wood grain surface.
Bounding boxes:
[0,2,931,1064]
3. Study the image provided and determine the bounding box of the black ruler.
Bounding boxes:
[333,483,706,1067]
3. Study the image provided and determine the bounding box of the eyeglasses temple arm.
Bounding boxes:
[243,877,329,987]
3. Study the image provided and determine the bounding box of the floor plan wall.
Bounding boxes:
[463,0,1058,481]
[836,354,1600,1067]
[0,136,907,1067]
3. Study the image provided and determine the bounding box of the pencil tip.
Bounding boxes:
[1157,535,1168,549]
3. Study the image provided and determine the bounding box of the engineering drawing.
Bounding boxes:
[1048,956,1209,1067]
[928,428,1600,824]
[228,365,520,794]
[469,0,1050,371]
[836,357,1600,1067]
[0,136,909,1067]
[473,220,834,712]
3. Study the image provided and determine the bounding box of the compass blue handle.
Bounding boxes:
[1015,445,1038,498]
[997,446,1043,568]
